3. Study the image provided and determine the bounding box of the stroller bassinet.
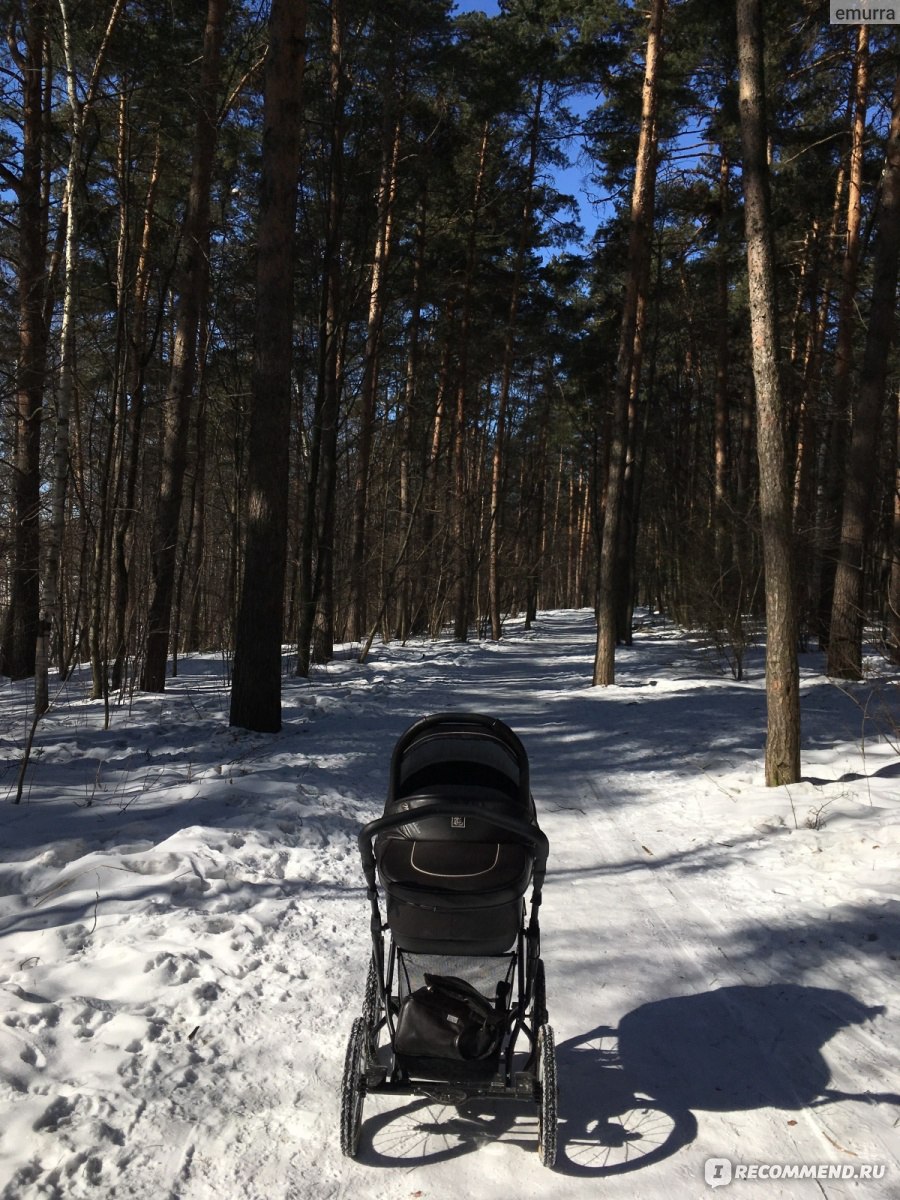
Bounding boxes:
[375,711,539,955]
[340,713,557,1166]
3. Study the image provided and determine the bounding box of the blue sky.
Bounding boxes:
[451,0,600,252]
[453,0,502,13]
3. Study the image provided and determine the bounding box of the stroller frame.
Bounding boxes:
[340,713,557,1166]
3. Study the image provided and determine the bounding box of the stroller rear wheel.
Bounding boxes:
[340,1017,368,1157]
[536,1024,558,1168]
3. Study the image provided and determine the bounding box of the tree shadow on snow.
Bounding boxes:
[554,983,898,1176]
[356,983,898,1175]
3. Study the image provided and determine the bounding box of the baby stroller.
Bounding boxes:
[340,712,557,1166]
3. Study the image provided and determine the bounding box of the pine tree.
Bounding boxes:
[736,0,800,785]
[230,0,308,732]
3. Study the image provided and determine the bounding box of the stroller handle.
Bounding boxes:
[358,799,549,892]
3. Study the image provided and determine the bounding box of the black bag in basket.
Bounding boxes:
[395,974,504,1061]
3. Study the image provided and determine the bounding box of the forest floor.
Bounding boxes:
[1,609,898,1200]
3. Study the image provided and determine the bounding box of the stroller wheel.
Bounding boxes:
[340,1017,368,1157]
[536,1024,558,1168]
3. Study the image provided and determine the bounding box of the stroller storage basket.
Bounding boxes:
[393,959,515,1079]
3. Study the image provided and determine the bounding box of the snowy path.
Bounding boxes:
[1,611,898,1198]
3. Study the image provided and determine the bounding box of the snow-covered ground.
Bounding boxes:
[1,610,898,1199]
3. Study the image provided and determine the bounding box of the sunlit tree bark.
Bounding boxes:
[736,0,800,785]
[594,0,665,686]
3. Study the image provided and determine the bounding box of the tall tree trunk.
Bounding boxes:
[171,335,209,676]
[713,152,732,559]
[40,0,125,710]
[888,388,900,666]
[111,134,162,693]
[489,78,543,641]
[594,0,665,686]
[296,0,345,676]
[184,379,208,653]
[141,0,225,693]
[736,0,800,785]
[416,328,451,636]
[3,4,49,686]
[524,387,550,625]
[453,123,490,643]
[827,68,900,680]
[88,88,131,705]
[793,218,838,644]
[2,2,49,682]
[396,177,428,642]
[616,254,654,645]
[709,151,750,673]
[347,109,402,641]
[815,24,869,650]
[229,0,307,732]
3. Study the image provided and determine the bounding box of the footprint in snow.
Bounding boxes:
[193,982,220,1006]
[72,1003,114,1040]
[206,916,234,934]
[19,1042,44,1068]
[33,1093,76,1132]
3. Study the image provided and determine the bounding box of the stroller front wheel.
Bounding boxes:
[340,1017,368,1157]
[536,1024,558,1168]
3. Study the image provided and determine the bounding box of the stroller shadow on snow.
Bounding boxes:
[353,982,896,1174]
[340,711,897,1174]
